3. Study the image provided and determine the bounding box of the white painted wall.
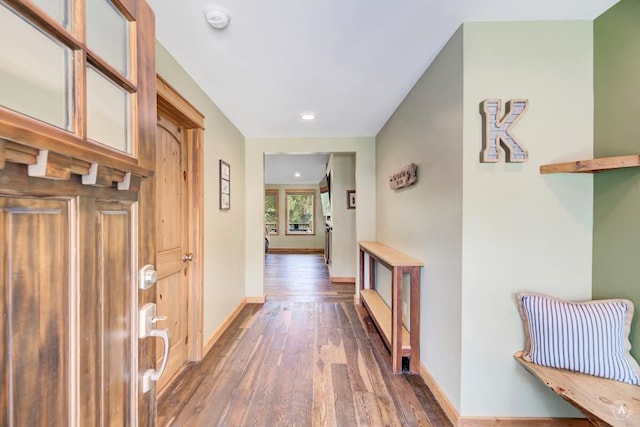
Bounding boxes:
[245,138,376,298]
[156,42,247,345]
[460,21,593,417]
[376,27,464,410]
[327,153,357,279]
[264,183,324,250]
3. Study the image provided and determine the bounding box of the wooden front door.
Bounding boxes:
[0,0,157,424]
[155,111,190,390]
[1,197,72,424]
[0,175,141,425]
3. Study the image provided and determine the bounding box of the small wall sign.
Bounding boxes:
[480,99,529,163]
[389,163,417,190]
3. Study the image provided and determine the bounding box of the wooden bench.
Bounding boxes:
[514,351,640,426]
[359,241,422,374]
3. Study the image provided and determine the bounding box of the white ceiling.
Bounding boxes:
[264,154,330,185]
[149,0,617,138]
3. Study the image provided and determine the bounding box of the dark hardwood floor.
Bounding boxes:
[157,254,452,426]
[264,253,356,302]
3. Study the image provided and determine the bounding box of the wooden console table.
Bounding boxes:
[358,241,423,374]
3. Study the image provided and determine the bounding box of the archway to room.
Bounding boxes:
[263,152,357,303]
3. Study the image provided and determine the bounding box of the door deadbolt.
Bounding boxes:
[139,264,158,290]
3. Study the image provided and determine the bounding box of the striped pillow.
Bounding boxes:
[516,292,640,385]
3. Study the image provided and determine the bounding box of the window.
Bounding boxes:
[286,189,315,235]
[0,3,72,130]
[0,0,137,156]
[265,189,278,235]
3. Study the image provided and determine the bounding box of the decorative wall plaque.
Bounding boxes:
[389,163,418,190]
[219,159,230,210]
[480,99,529,163]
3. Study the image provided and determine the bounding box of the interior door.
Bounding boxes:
[155,111,190,390]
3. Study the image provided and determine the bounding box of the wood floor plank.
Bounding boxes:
[336,303,368,394]
[168,306,280,425]
[368,319,435,426]
[407,374,455,427]
[158,254,452,427]
[312,303,338,427]
[237,304,292,425]
[331,364,358,426]
[355,391,386,427]
[157,305,261,426]
[214,333,270,426]
[352,310,404,427]
[288,303,315,425]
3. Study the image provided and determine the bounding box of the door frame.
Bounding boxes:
[156,75,205,362]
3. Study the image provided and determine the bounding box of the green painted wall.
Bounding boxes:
[461,21,593,418]
[593,0,640,358]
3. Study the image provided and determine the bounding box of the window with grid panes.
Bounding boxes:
[0,0,137,156]
[285,189,315,235]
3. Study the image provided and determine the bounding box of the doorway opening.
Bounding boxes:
[263,152,357,303]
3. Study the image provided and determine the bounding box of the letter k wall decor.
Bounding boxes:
[480,99,529,163]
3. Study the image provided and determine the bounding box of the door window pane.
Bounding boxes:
[86,66,131,153]
[0,2,71,130]
[31,0,70,29]
[86,0,129,77]
[286,190,315,235]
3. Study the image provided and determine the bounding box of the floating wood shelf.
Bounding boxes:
[540,155,640,174]
[514,352,640,426]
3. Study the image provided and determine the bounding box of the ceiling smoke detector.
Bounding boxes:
[204,5,230,29]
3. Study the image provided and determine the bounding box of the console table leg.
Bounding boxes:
[392,266,403,373]
[359,249,365,291]
[409,266,420,374]
[369,258,376,291]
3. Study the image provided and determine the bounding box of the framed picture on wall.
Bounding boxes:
[347,190,356,209]
[220,160,230,210]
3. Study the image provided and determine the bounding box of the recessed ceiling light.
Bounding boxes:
[300,113,316,121]
[294,172,301,178]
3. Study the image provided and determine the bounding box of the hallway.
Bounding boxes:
[157,255,451,426]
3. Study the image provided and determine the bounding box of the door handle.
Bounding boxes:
[139,303,171,393]
[141,328,170,393]
[182,253,193,262]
